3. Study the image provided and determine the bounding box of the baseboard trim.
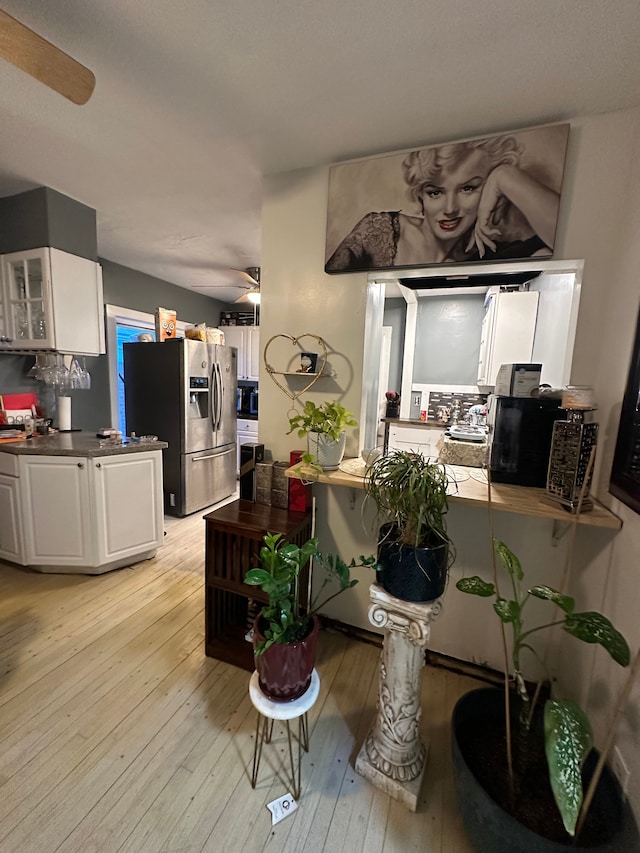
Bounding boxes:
[320,614,504,686]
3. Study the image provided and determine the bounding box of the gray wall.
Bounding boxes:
[382,298,406,394]
[412,293,485,385]
[0,187,97,259]
[0,259,234,430]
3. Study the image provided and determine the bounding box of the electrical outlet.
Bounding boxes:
[612,746,631,797]
[412,394,421,407]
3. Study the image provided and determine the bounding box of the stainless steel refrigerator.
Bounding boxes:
[124,338,237,516]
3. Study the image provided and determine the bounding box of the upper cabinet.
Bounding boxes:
[224,326,259,381]
[477,290,539,389]
[0,247,105,355]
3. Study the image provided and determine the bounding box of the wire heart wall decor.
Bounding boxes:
[263,333,328,401]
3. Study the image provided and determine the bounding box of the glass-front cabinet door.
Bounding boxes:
[1,249,54,348]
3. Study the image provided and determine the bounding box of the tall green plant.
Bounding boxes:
[245,532,375,653]
[365,450,451,550]
[456,539,630,837]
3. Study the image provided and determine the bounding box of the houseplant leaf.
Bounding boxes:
[544,699,593,836]
[563,612,631,666]
[528,585,575,613]
[493,597,519,623]
[456,576,495,597]
[244,569,274,587]
[493,539,523,580]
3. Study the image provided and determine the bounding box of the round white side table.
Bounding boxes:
[249,668,320,800]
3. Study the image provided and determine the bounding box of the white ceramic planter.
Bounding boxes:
[308,431,346,471]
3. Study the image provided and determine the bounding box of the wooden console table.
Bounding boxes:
[203,499,313,671]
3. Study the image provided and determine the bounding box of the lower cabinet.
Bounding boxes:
[17,450,164,573]
[0,473,23,563]
[388,424,444,460]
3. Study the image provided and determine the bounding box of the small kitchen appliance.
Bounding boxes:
[488,395,566,487]
[493,363,542,398]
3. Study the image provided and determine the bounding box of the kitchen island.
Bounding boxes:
[0,432,168,574]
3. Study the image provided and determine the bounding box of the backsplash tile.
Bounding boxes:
[409,389,488,421]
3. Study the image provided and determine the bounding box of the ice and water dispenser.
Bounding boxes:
[188,376,209,419]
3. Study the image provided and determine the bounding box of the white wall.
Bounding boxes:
[260,108,640,817]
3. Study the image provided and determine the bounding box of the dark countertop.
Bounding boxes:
[0,431,168,458]
[381,417,447,428]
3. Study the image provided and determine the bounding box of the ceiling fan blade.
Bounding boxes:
[0,9,95,104]
[233,267,260,286]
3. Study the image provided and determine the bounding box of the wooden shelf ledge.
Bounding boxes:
[284,462,622,531]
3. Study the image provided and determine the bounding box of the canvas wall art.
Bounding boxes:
[325,123,570,274]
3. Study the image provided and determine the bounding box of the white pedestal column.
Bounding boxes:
[355,583,442,811]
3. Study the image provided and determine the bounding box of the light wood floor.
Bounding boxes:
[0,505,481,853]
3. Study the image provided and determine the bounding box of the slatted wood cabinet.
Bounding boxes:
[204,499,313,670]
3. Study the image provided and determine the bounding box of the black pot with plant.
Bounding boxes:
[364,449,454,602]
[453,539,639,851]
[244,532,375,701]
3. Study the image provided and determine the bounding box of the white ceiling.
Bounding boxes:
[0,0,639,302]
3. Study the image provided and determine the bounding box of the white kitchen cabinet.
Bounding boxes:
[0,467,23,563]
[0,247,105,355]
[224,326,259,380]
[388,424,444,460]
[237,417,259,474]
[20,455,93,566]
[477,290,539,389]
[91,452,164,565]
[18,450,163,573]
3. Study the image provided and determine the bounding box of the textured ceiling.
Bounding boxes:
[0,0,639,301]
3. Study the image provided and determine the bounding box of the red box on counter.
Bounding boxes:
[289,450,313,512]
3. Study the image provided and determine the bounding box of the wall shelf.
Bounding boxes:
[284,462,622,532]
[268,370,336,378]
[263,332,335,400]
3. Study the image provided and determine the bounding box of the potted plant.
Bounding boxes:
[364,449,454,601]
[453,539,638,851]
[244,532,375,701]
[287,400,357,471]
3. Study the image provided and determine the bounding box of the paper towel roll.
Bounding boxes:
[58,396,71,431]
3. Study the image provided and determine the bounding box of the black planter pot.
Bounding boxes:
[376,523,448,602]
[452,688,640,853]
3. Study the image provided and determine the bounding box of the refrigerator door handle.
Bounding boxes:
[192,447,234,462]
[210,362,219,433]
[217,362,224,431]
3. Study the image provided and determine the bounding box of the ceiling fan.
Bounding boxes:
[194,267,261,304]
[0,8,95,104]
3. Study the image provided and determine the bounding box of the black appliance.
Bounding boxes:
[489,396,566,487]
[237,381,258,417]
[239,442,264,500]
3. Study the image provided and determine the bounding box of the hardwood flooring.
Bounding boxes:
[0,505,481,853]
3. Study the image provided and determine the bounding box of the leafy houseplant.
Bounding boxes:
[364,449,454,601]
[245,532,375,700]
[454,539,633,846]
[287,400,357,471]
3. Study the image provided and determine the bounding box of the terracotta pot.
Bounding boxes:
[376,523,449,602]
[252,613,319,702]
[452,688,640,852]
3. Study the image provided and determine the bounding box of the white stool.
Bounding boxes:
[249,668,320,800]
